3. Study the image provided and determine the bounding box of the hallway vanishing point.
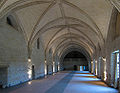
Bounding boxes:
[0,71,118,93]
[1,0,120,92]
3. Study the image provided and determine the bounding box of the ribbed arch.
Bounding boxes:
[45,33,95,58]
[52,41,93,60]
[59,47,91,63]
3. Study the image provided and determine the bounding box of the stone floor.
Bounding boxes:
[0,71,118,93]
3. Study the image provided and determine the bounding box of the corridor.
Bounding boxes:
[0,71,118,93]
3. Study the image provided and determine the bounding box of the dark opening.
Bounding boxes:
[0,67,7,88]
[63,51,88,71]
[7,17,13,27]
[37,38,40,49]
[64,51,87,58]
[32,65,35,79]
[47,65,49,75]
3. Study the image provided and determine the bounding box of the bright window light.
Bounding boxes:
[80,66,83,71]
[112,50,119,79]
[117,53,119,78]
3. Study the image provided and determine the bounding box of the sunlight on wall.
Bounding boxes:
[45,60,47,75]
[28,81,32,85]
[28,59,32,79]
[53,61,55,72]
[28,58,31,62]
[27,68,32,79]
[104,71,107,81]
[58,62,60,71]
[91,61,93,73]
[103,57,107,81]
[95,60,97,75]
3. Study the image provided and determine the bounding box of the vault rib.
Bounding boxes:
[59,0,72,42]
[28,0,56,49]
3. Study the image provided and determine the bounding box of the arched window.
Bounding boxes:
[7,17,13,26]
[6,15,17,29]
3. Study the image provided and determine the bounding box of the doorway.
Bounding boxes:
[0,67,8,88]
[47,65,49,75]
[80,66,82,71]
[32,65,35,79]
[57,65,58,72]
[79,66,88,71]
[74,65,77,71]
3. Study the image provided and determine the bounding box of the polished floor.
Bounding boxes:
[0,71,118,93]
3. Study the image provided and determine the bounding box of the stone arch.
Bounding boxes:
[45,33,96,57]
[59,46,91,71]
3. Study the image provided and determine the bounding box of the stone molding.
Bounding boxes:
[110,0,120,12]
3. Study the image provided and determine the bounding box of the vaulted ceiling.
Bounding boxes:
[0,0,115,59]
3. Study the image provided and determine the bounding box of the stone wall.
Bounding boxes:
[0,19,29,87]
[31,38,45,79]
[46,49,53,75]
[92,8,120,91]
[63,58,88,70]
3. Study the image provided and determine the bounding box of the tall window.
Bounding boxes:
[111,50,119,88]
[117,53,119,78]
[113,50,119,79]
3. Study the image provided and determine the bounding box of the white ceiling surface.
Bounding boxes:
[16,3,51,40]
[0,0,113,57]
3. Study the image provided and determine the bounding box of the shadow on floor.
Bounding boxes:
[45,72,75,93]
[0,82,27,93]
